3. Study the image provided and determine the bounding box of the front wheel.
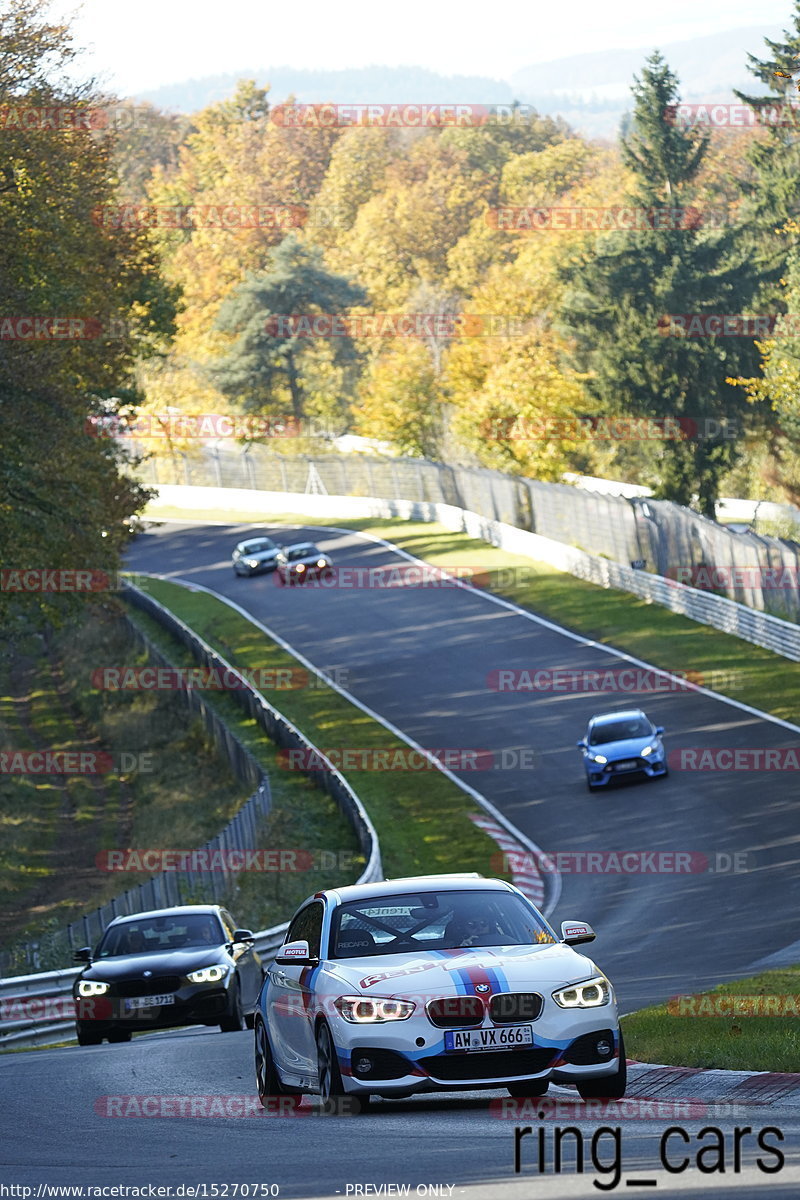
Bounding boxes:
[315,1021,368,1114]
[576,1034,627,1100]
[219,981,245,1032]
[76,1024,103,1046]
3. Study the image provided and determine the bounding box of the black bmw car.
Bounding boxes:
[72,905,264,1045]
[275,542,333,584]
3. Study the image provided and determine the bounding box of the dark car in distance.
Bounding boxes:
[275,542,333,585]
[72,905,263,1045]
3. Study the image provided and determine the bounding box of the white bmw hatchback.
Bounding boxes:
[254,874,625,1112]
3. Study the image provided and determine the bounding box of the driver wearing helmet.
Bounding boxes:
[447,901,504,948]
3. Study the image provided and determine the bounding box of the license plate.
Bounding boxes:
[123,994,176,1010]
[444,1025,533,1052]
[614,760,638,771]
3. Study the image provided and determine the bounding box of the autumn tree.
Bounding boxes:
[0,0,178,633]
[212,236,366,424]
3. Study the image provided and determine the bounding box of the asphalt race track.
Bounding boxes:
[2,1027,800,1197]
[124,522,800,1011]
[4,518,800,1198]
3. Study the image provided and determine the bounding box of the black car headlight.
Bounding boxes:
[553,976,611,1008]
[77,980,110,996]
[187,965,229,984]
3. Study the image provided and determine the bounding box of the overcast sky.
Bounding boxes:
[66,0,791,94]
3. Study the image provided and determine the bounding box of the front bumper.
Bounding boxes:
[326,1010,621,1096]
[278,566,333,585]
[236,561,277,575]
[585,755,667,786]
[74,982,234,1032]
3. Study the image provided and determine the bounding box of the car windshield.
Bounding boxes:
[96,914,224,957]
[589,717,653,745]
[242,539,275,554]
[329,890,557,959]
[288,545,319,561]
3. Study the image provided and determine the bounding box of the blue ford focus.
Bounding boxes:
[577,709,668,791]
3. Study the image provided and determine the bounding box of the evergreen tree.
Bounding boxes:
[558,53,765,516]
[212,236,366,422]
[733,5,800,299]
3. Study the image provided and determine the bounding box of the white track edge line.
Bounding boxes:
[146,515,800,734]
[135,571,563,917]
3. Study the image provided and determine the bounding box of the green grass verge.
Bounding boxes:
[0,610,251,970]
[131,578,508,893]
[122,599,364,928]
[143,504,800,725]
[623,967,800,1072]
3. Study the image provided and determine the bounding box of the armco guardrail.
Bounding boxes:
[59,599,276,963]
[1,580,383,1047]
[123,582,382,883]
[0,924,287,1050]
[1,603,273,978]
[148,484,800,662]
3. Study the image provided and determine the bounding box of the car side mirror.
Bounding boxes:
[230,929,256,948]
[560,920,596,946]
[655,726,665,736]
[576,740,587,750]
[275,939,317,965]
[73,946,92,963]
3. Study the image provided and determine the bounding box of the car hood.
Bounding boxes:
[284,554,330,567]
[82,948,230,981]
[323,943,599,996]
[242,549,278,562]
[588,735,655,758]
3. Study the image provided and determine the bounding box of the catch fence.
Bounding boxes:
[136,446,800,622]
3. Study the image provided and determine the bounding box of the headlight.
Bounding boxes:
[641,743,660,757]
[187,965,229,983]
[334,995,415,1023]
[590,753,607,764]
[552,976,611,1008]
[317,559,327,568]
[78,980,110,996]
[245,558,259,568]
[294,563,306,573]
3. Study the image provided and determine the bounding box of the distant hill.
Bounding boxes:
[134,65,517,116]
[134,25,784,140]
[510,25,781,99]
